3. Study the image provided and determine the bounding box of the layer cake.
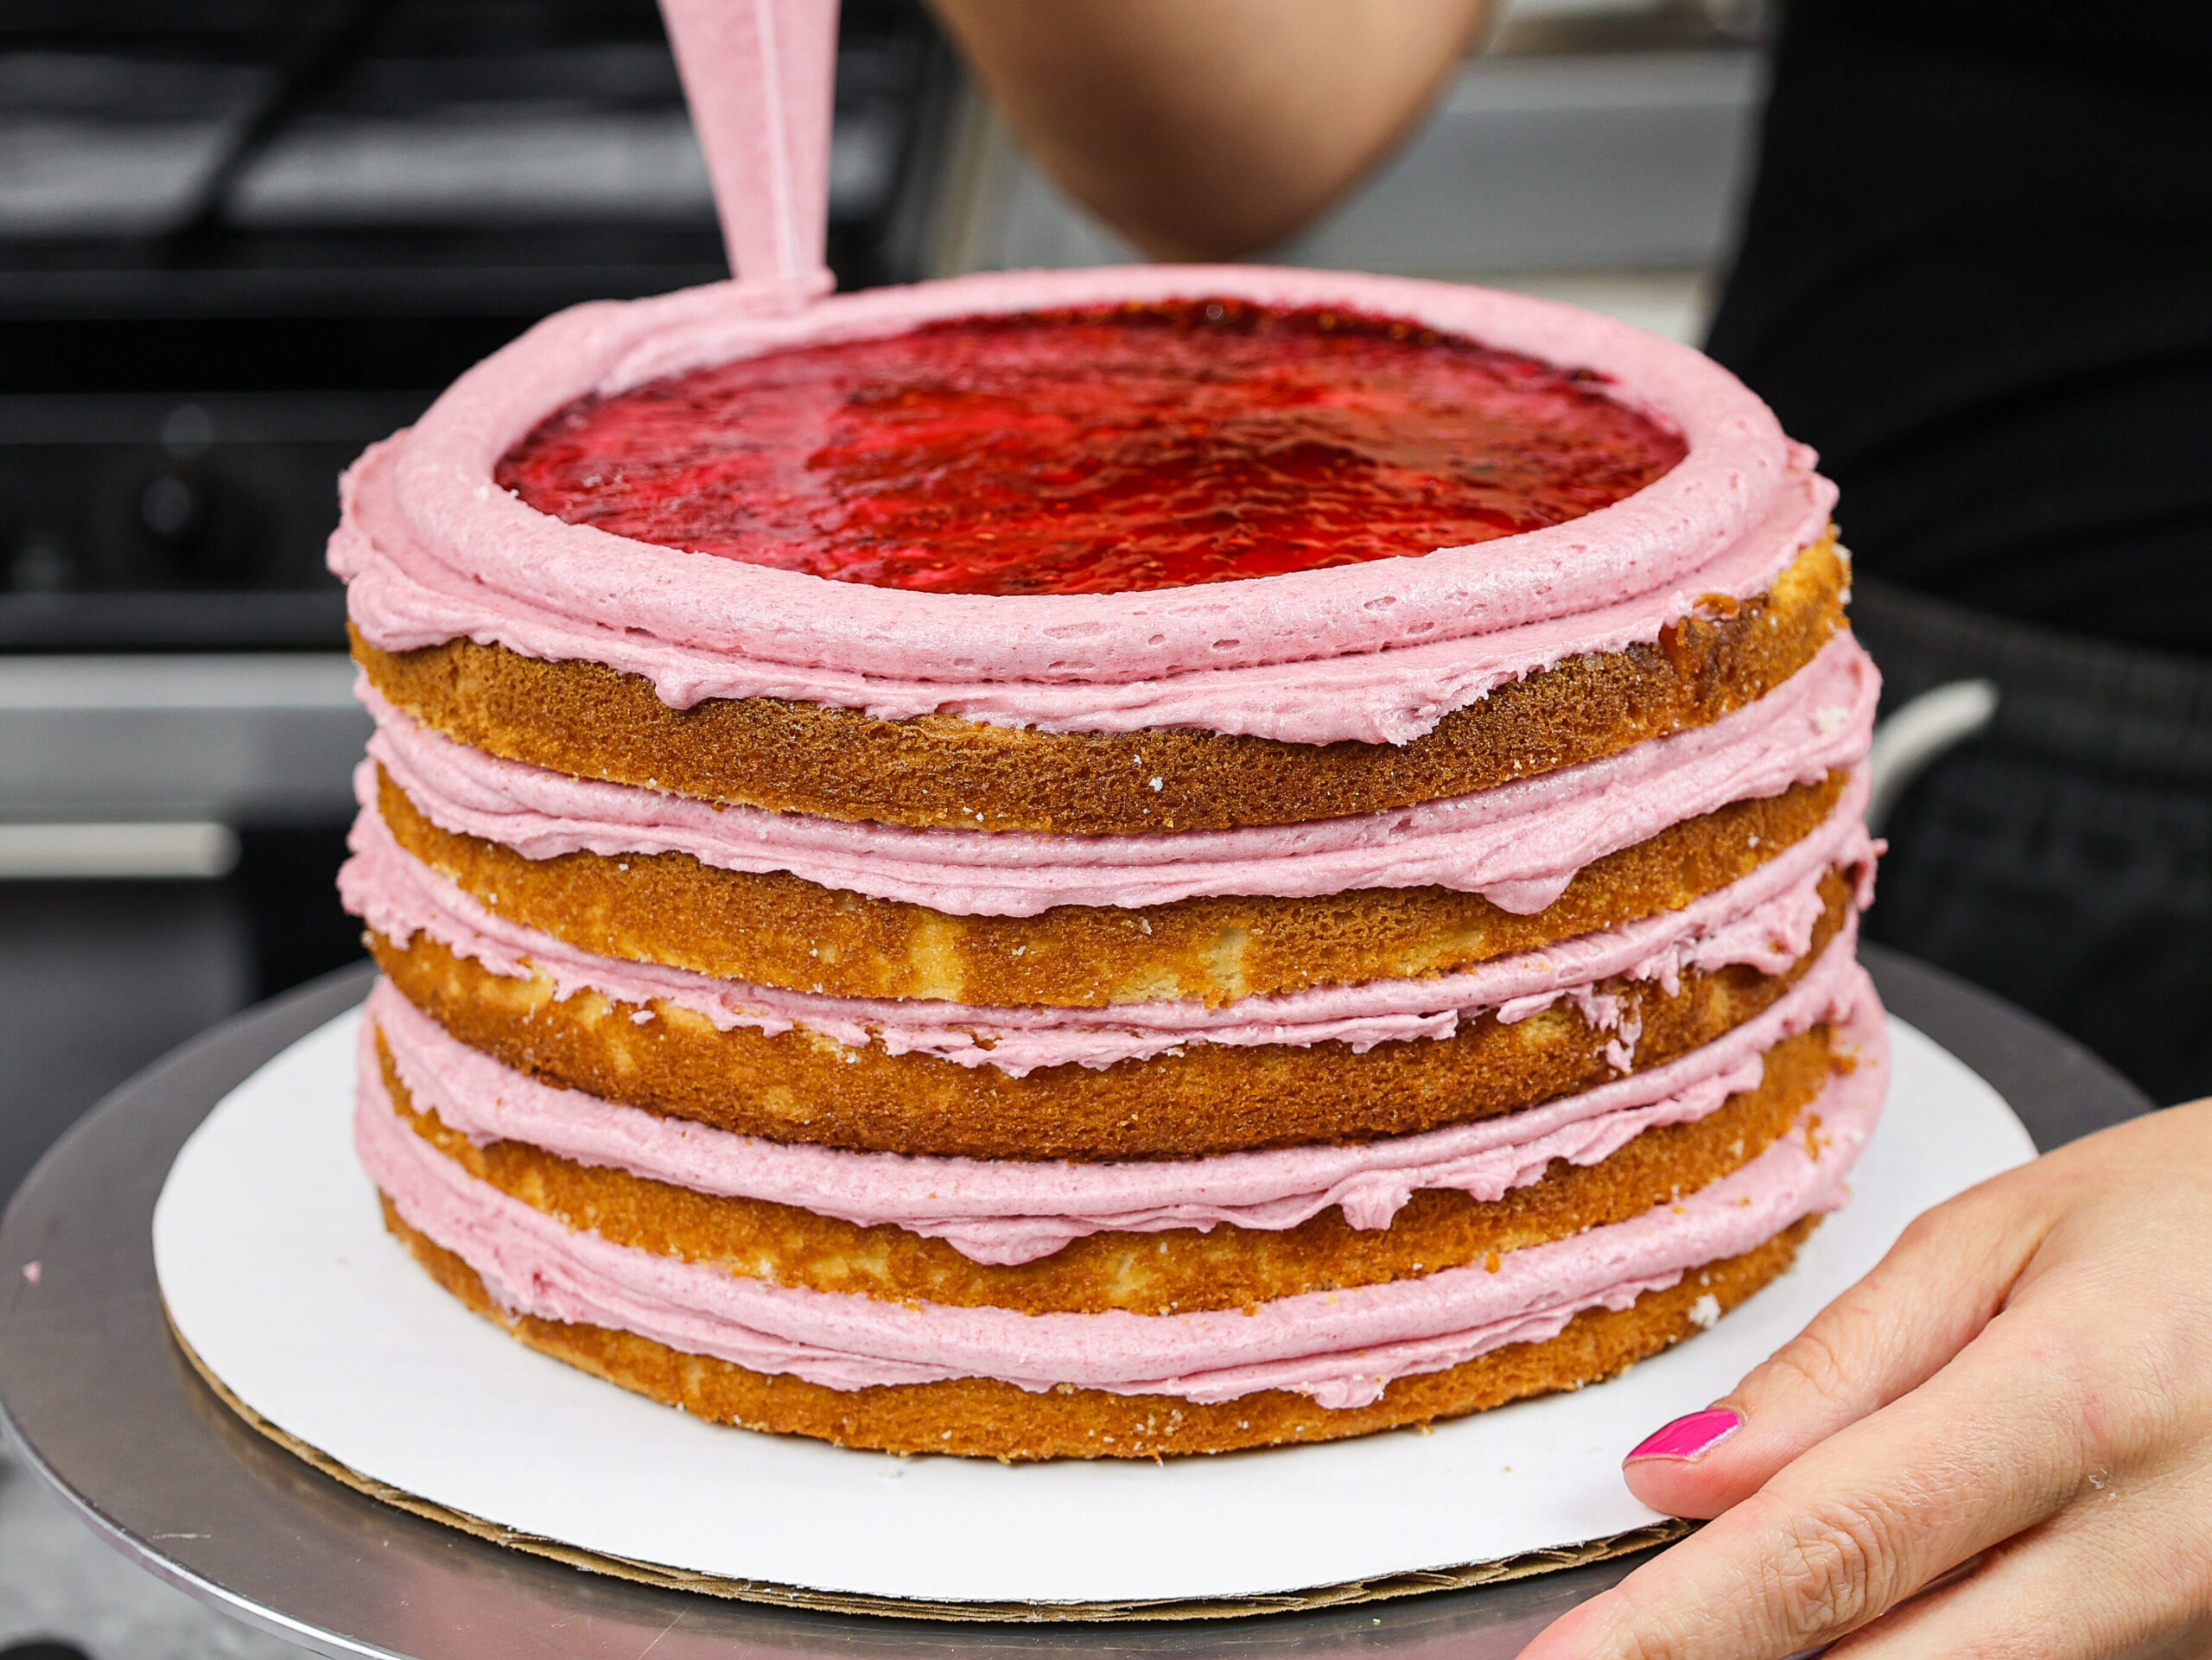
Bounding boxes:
[334,267,1887,1460]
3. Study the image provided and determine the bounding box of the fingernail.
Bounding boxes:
[1625,1407,1743,1463]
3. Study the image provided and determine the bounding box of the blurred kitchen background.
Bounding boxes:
[0,0,1770,1217]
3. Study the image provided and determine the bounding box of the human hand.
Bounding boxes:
[1516,1099,2212,1658]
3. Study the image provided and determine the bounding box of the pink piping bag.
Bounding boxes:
[658,0,840,307]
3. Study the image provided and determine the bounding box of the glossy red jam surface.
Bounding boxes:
[497,299,1686,596]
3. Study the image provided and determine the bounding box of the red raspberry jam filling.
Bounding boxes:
[497,298,1687,597]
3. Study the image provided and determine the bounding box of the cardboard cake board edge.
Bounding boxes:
[168,1311,1691,1625]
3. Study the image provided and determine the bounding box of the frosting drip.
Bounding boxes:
[366,926,1867,1266]
[359,631,1875,919]
[358,980,1885,1408]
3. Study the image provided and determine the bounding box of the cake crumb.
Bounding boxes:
[1688,1294,1722,1329]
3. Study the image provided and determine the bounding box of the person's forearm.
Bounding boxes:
[925,0,1491,260]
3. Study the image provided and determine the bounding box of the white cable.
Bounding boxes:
[1865,678,1999,836]
[0,822,240,881]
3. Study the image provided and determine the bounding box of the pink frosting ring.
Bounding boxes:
[347,265,1817,696]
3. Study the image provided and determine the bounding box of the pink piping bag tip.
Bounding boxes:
[1624,1406,1744,1463]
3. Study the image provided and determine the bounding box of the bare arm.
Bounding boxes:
[925,0,1491,260]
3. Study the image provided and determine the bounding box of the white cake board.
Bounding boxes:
[153,1008,2034,1616]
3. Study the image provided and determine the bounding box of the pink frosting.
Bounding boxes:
[359,976,1885,1409]
[365,925,1868,1266]
[360,631,1874,919]
[343,766,1872,1073]
[330,264,1835,746]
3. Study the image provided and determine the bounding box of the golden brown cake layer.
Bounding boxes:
[373,869,1848,1161]
[382,1023,1832,1315]
[376,766,1847,1008]
[354,536,1845,836]
[384,1200,1815,1459]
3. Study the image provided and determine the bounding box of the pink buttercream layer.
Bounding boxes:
[359,631,1874,919]
[359,975,1885,1408]
[330,264,1834,746]
[365,923,1867,1267]
[343,766,1872,1074]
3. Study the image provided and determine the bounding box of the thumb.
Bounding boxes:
[1622,1180,2041,1519]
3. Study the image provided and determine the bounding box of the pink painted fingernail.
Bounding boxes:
[1626,1407,1743,1463]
